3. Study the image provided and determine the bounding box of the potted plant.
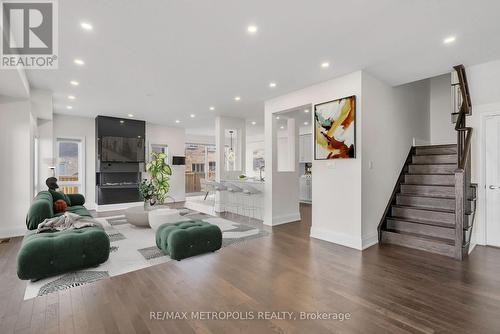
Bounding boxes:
[144,151,172,206]
[139,179,156,209]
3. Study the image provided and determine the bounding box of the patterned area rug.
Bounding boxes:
[23,208,269,300]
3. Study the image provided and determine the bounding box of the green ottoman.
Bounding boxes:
[155,220,222,260]
[17,226,110,280]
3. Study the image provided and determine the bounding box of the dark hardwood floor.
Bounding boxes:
[1,203,500,333]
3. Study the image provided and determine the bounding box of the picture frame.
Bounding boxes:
[314,95,356,160]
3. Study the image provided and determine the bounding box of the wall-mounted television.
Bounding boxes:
[101,136,145,162]
[172,156,185,165]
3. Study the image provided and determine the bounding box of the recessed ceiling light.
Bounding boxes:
[190,114,196,118]
[127,114,134,118]
[247,25,258,34]
[80,22,93,31]
[175,120,180,124]
[443,36,456,44]
[269,82,277,88]
[67,95,76,100]
[280,126,284,129]
[209,106,215,111]
[321,62,330,68]
[251,121,256,125]
[304,109,310,113]
[70,80,79,86]
[66,106,73,110]
[119,120,125,124]
[304,121,309,125]
[234,96,241,101]
[74,58,85,66]
[276,116,280,120]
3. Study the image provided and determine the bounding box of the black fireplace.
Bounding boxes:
[95,116,145,205]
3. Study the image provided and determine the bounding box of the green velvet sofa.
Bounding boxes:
[17,191,110,280]
[155,220,222,260]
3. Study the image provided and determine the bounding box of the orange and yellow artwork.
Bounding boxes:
[314,96,356,159]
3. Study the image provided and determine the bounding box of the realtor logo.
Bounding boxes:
[1,0,58,69]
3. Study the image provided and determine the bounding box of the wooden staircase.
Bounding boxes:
[378,65,476,260]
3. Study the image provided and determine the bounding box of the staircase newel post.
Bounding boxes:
[454,170,465,260]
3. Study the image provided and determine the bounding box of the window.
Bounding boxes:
[56,138,84,195]
[192,163,205,173]
[185,143,216,194]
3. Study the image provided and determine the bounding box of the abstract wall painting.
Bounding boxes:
[314,95,356,159]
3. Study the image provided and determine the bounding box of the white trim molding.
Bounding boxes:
[362,233,379,250]
[265,212,301,226]
[0,227,27,238]
[310,227,363,250]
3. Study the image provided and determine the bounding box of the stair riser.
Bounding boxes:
[408,164,456,174]
[396,195,455,210]
[386,219,455,240]
[381,231,455,258]
[401,185,455,198]
[405,174,455,185]
[392,207,455,224]
[412,155,457,164]
[415,146,457,155]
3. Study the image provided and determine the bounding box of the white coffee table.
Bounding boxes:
[148,208,186,230]
[124,206,150,227]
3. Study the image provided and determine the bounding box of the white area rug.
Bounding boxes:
[23,208,269,300]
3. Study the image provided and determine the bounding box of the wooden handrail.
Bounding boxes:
[453,64,473,260]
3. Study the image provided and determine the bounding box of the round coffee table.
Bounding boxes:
[148,208,186,230]
[124,206,150,227]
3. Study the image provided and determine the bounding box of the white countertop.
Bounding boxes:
[221,178,265,184]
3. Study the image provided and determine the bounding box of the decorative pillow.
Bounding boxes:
[49,190,71,206]
[53,199,68,213]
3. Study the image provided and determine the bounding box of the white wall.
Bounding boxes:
[265,71,363,244]
[361,73,431,248]
[465,59,500,247]
[53,114,96,209]
[185,134,215,145]
[215,116,246,182]
[0,99,32,237]
[429,73,455,145]
[146,124,186,203]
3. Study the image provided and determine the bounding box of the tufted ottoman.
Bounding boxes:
[155,220,222,260]
[17,226,110,281]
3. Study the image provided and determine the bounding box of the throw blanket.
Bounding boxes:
[37,212,96,233]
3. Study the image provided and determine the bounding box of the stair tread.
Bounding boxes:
[405,172,454,176]
[414,144,457,149]
[392,204,455,213]
[383,230,455,245]
[409,163,456,166]
[403,183,454,187]
[387,216,455,228]
[397,193,455,200]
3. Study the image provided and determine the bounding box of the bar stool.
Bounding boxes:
[223,182,244,217]
[241,184,262,220]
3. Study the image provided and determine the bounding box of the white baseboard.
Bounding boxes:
[362,233,379,250]
[0,226,27,238]
[264,212,301,226]
[310,226,363,250]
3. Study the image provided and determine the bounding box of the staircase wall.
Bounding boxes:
[429,73,456,145]
[361,72,431,248]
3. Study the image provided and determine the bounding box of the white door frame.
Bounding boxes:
[55,136,86,197]
[479,108,500,245]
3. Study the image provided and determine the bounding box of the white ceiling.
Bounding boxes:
[26,0,500,134]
